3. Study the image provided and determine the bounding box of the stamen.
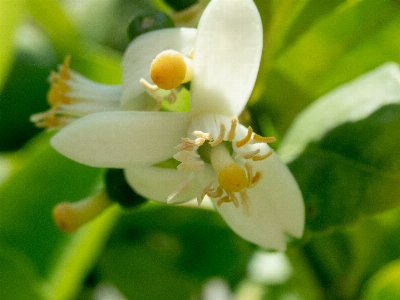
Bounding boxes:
[173,149,200,161]
[240,190,250,216]
[245,162,254,186]
[251,171,262,186]
[192,131,213,140]
[227,118,237,141]
[209,123,226,147]
[187,48,195,59]
[217,195,230,207]
[227,191,240,208]
[139,78,177,111]
[139,78,159,91]
[236,126,253,148]
[175,137,205,150]
[252,149,274,161]
[197,181,214,206]
[235,149,260,160]
[52,192,113,233]
[207,186,223,198]
[251,134,276,144]
[167,174,195,204]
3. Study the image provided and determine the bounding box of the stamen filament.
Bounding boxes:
[209,123,226,147]
[192,131,213,140]
[236,149,260,160]
[198,181,214,206]
[139,78,160,91]
[236,126,253,148]
[227,118,237,141]
[207,186,223,198]
[252,149,274,161]
[251,134,276,144]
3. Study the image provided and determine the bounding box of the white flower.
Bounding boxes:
[30,55,122,129]
[50,0,304,250]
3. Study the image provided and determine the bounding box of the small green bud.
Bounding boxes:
[127,10,174,42]
[105,169,147,209]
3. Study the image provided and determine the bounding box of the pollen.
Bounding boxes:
[47,55,72,107]
[218,163,248,193]
[150,49,187,90]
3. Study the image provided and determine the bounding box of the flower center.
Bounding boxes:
[140,49,194,110]
[209,142,247,194]
[170,117,276,212]
[218,163,247,193]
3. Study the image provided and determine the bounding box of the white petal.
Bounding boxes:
[121,28,197,110]
[212,151,304,251]
[188,114,233,140]
[124,165,215,203]
[191,0,263,116]
[51,111,189,168]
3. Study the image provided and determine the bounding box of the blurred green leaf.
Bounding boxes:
[26,0,80,52]
[0,132,116,300]
[0,0,24,89]
[275,0,400,98]
[254,0,400,135]
[362,259,400,300]
[96,205,254,300]
[278,64,400,231]
[0,30,57,150]
[0,247,43,300]
[27,0,122,84]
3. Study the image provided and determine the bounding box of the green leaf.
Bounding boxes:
[0,0,25,89]
[26,0,80,52]
[278,63,400,232]
[362,259,400,300]
[0,31,57,151]
[96,205,254,300]
[27,0,122,84]
[0,132,123,300]
[0,133,102,274]
[254,0,400,135]
[275,0,400,98]
[0,247,43,300]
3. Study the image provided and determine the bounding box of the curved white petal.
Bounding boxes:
[213,148,304,251]
[124,165,215,203]
[51,111,189,168]
[121,28,197,110]
[191,0,263,116]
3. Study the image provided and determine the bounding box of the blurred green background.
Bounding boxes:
[1,0,400,299]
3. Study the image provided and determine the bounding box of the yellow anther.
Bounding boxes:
[47,55,71,107]
[227,118,237,141]
[217,195,231,207]
[236,126,253,148]
[252,149,274,161]
[207,186,223,198]
[218,163,247,193]
[209,123,226,147]
[252,134,276,144]
[150,49,187,90]
[250,171,262,186]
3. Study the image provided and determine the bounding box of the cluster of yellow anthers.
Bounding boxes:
[140,49,194,110]
[30,56,72,128]
[174,117,275,214]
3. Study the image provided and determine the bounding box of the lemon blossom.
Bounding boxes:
[51,0,304,250]
[31,28,197,129]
